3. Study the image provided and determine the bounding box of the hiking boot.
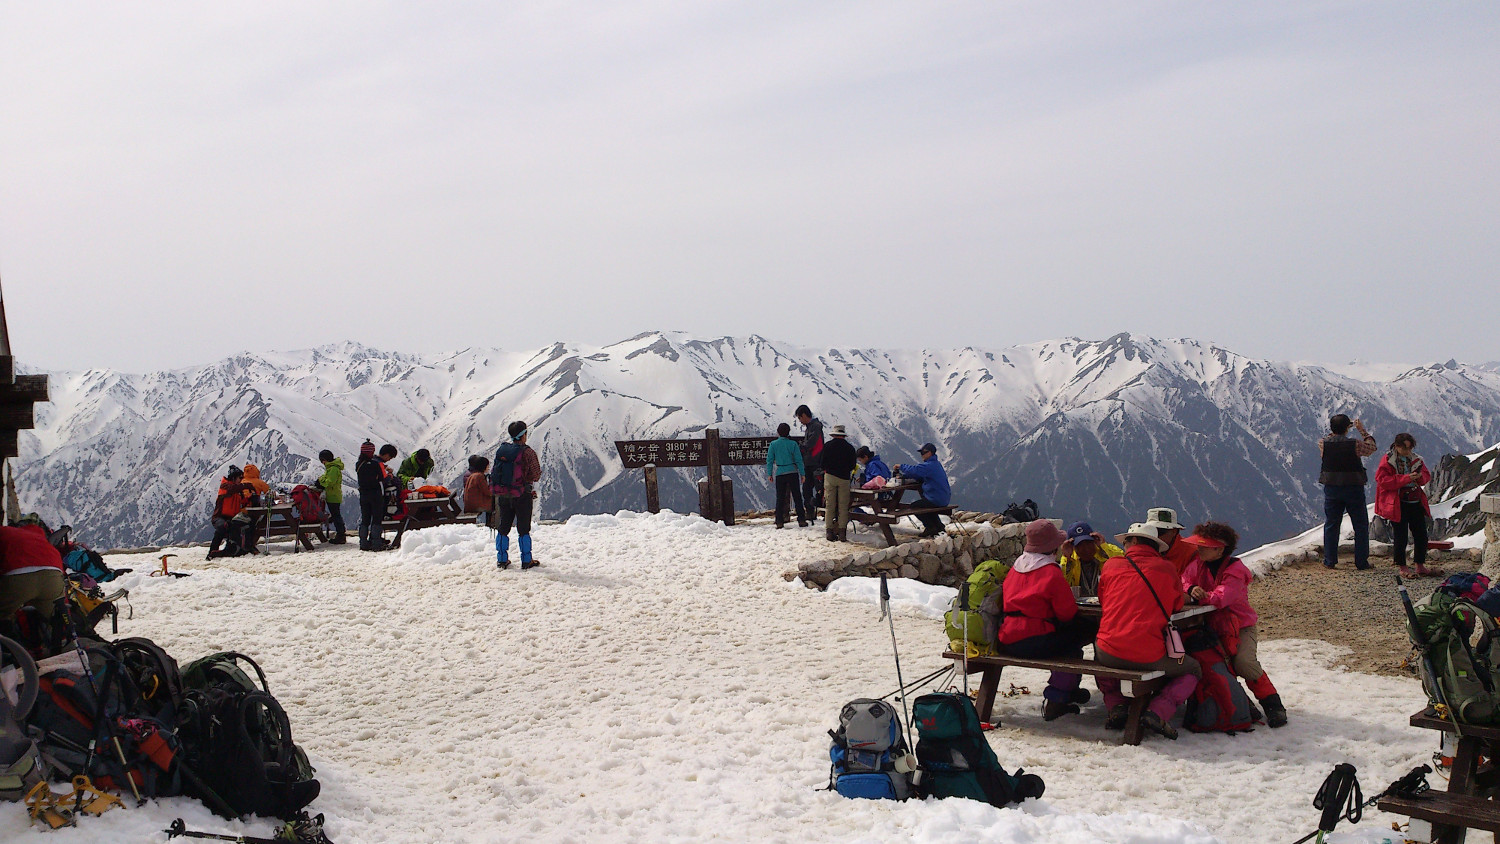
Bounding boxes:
[1043,699,1080,721]
[328,536,347,545]
[521,560,540,570]
[798,520,808,528]
[1104,703,1129,730]
[1142,710,1178,740]
[826,530,838,542]
[1261,694,1287,728]
[774,522,785,530]
[497,559,511,570]
[1069,688,1091,706]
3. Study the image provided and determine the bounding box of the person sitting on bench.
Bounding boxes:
[998,519,1090,721]
[1059,521,1121,599]
[894,443,950,537]
[855,447,891,489]
[1095,523,1201,741]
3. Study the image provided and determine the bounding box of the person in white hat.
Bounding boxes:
[1144,506,1195,575]
[1093,522,1201,741]
[820,425,858,542]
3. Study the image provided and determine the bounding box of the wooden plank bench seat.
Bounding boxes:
[850,505,955,546]
[263,519,328,552]
[943,651,1167,746]
[1377,791,1500,836]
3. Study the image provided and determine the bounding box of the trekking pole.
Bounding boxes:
[878,574,914,750]
[958,581,971,696]
[56,585,143,807]
[1396,575,1463,738]
[1290,763,1432,844]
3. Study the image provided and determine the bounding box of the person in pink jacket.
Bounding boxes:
[1374,432,1438,579]
[998,520,1089,722]
[1180,522,1287,728]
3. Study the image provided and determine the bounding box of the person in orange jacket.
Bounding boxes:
[208,466,254,558]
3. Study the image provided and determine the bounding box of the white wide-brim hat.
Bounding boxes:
[1115,522,1169,553]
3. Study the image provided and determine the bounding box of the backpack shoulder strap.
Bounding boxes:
[1123,556,1175,625]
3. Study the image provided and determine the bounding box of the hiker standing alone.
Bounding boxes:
[1318,414,1378,570]
[821,425,857,542]
[316,450,347,544]
[795,405,825,512]
[492,420,542,570]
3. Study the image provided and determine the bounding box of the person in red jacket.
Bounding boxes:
[1374,433,1438,578]
[1094,523,1201,741]
[462,454,494,526]
[0,524,67,622]
[208,466,255,559]
[998,520,1089,721]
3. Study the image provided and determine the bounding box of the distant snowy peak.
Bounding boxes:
[20,333,1500,550]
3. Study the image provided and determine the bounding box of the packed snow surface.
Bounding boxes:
[2,512,1439,843]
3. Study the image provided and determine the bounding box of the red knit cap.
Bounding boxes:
[359,441,376,458]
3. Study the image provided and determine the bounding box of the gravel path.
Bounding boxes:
[1251,554,1445,677]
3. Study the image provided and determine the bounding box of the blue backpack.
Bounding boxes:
[828,699,911,800]
[64,548,118,583]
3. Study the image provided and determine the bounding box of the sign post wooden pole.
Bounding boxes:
[704,428,723,524]
[643,464,660,514]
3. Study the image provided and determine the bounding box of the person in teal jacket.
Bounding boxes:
[316,450,347,544]
[766,423,807,528]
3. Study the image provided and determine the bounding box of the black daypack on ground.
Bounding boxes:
[911,692,1043,807]
[178,652,319,820]
[1002,500,1040,524]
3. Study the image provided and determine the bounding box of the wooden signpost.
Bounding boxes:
[614,429,794,525]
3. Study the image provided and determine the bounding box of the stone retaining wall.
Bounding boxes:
[788,520,1029,589]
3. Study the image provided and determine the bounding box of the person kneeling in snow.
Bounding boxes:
[492,421,542,570]
[1095,523,1201,741]
[998,520,1090,721]
[1179,522,1287,728]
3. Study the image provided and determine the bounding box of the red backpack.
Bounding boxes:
[289,485,326,524]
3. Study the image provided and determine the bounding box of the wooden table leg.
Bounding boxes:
[881,523,897,547]
[1123,694,1151,746]
[975,666,1003,724]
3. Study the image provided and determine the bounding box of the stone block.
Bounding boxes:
[918,554,943,582]
[899,564,919,579]
[956,551,974,576]
[996,522,1025,540]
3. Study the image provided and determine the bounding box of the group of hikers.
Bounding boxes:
[996,507,1286,740]
[205,421,544,569]
[766,405,950,541]
[1318,413,1443,578]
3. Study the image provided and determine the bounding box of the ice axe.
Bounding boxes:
[151,554,191,578]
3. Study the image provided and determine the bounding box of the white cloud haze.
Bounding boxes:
[2,1,1496,371]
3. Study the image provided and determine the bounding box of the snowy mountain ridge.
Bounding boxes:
[20,332,1500,549]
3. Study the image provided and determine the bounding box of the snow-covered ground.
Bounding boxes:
[3,512,1441,843]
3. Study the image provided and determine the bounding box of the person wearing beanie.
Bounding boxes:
[1180,521,1287,727]
[895,443,950,537]
[492,420,543,570]
[316,449,347,544]
[208,465,254,558]
[356,442,398,551]
[1095,523,1200,741]
[998,519,1090,721]
[820,425,858,542]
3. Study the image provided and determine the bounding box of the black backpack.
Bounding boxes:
[177,652,319,820]
[1002,499,1040,524]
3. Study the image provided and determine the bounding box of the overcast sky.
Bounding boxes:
[2,2,1496,372]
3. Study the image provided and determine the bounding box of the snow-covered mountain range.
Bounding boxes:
[20,332,1500,550]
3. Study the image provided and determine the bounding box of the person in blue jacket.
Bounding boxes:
[896,442,950,537]
[855,447,891,488]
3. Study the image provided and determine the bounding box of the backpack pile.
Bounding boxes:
[910,692,1043,806]
[1001,500,1040,524]
[827,698,913,800]
[1409,574,1500,725]
[944,560,1010,654]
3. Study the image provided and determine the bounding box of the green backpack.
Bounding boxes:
[944,560,1010,650]
[1409,591,1500,724]
[910,692,1043,805]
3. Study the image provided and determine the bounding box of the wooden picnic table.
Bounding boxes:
[1376,710,1500,842]
[240,503,325,553]
[383,495,476,549]
[943,601,1218,745]
[848,479,953,546]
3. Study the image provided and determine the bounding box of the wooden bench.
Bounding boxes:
[943,651,1166,746]
[1377,710,1500,843]
[244,504,324,553]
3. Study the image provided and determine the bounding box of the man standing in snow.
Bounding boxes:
[896,443,951,537]
[1318,414,1378,570]
[795,405,825,512]
[492,420,543,570]
[821,425,858,542]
